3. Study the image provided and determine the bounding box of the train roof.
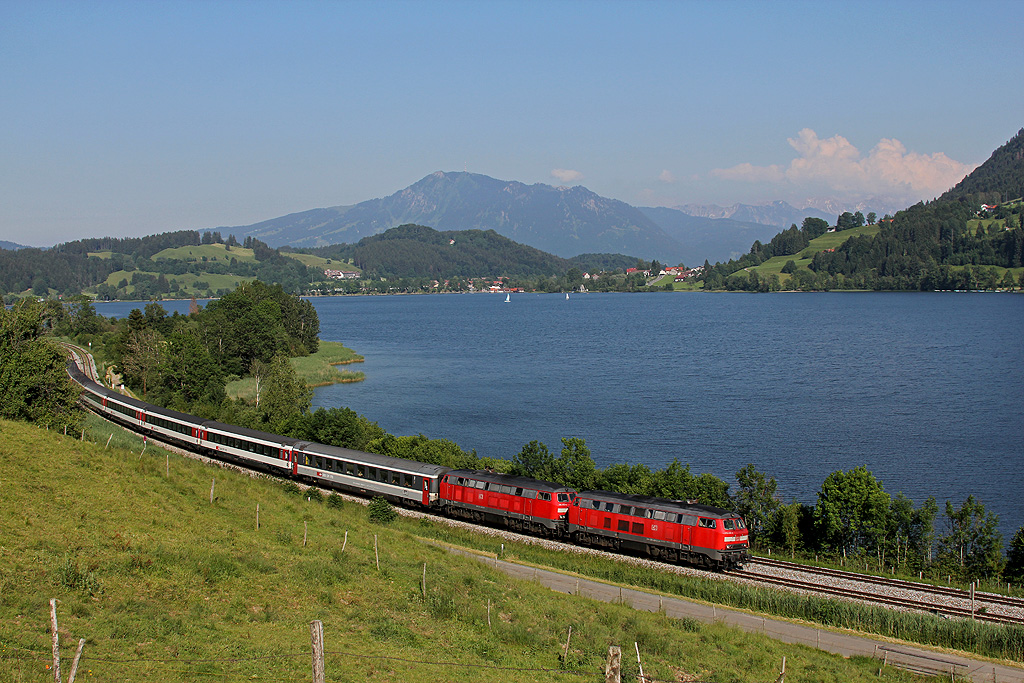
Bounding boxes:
[298,441,450,477]
[445,469,576,493]
[575,490,738,517]
[200,419,304,446]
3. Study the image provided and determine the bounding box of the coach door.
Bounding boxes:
[422,477,431,505]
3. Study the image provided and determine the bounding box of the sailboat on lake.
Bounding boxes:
[504,293,510,303]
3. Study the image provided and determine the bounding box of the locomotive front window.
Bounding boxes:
[724,519,735,530]
[557,493,570,503]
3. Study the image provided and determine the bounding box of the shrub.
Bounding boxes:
[305,487,323,504]
[326,493,345,510]
[367,496,397,525]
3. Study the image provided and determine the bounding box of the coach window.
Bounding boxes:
[404,473,413,488]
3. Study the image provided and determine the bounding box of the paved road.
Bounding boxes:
[449,547,1024,683]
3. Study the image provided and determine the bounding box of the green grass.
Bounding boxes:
[0,418,935,682]
[282,252,356,272]
[152,244,257,263]
[225,340,365,400]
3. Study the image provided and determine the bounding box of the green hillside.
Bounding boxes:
[742,224,883,284]
[0,418,933,682]
[152,243,258,263]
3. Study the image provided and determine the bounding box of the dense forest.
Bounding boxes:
[293,224,639,282]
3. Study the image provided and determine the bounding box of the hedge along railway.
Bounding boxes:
[63,345,1024,640]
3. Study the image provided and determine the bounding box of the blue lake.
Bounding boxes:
[97,292,1024,538]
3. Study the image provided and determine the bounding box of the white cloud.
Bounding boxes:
[551,168,583,183]
[710,129,975,202]
[658,169,676,183]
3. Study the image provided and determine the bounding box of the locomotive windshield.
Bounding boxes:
[557,493,571,503]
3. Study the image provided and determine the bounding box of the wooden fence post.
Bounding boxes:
[774,656,786,683]
[562,626,572,662]
[49,599,61,683]
[422,563,427,598]
[487,598,491,629]
[67,639,85,683]
[210,478,215,504]
[310,620,325,683]
[634,642,644,683]
[342,530,347,553]
[374,534,379,571]
[304,521,308,547]
[605,645,621,683]
[256,503,260,530]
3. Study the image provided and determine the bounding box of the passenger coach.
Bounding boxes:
[294,442,449,507]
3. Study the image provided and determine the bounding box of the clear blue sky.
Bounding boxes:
[2,0,1021,247]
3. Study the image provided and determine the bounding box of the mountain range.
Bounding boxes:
[221,172,875,265]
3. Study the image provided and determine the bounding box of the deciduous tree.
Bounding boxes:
[937,495,1004,581]
[735,463,780,548]
[0,301,82,430]
[814,466,890,555]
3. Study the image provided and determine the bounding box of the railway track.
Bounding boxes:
[731,566,1022,625]
[751,556,1024,612]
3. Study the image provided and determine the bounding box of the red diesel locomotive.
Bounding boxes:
[568,490,749,569]
[439,469,576,536]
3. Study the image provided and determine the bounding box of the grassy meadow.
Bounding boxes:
[225,341,365,400]
[0,417,941,683]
